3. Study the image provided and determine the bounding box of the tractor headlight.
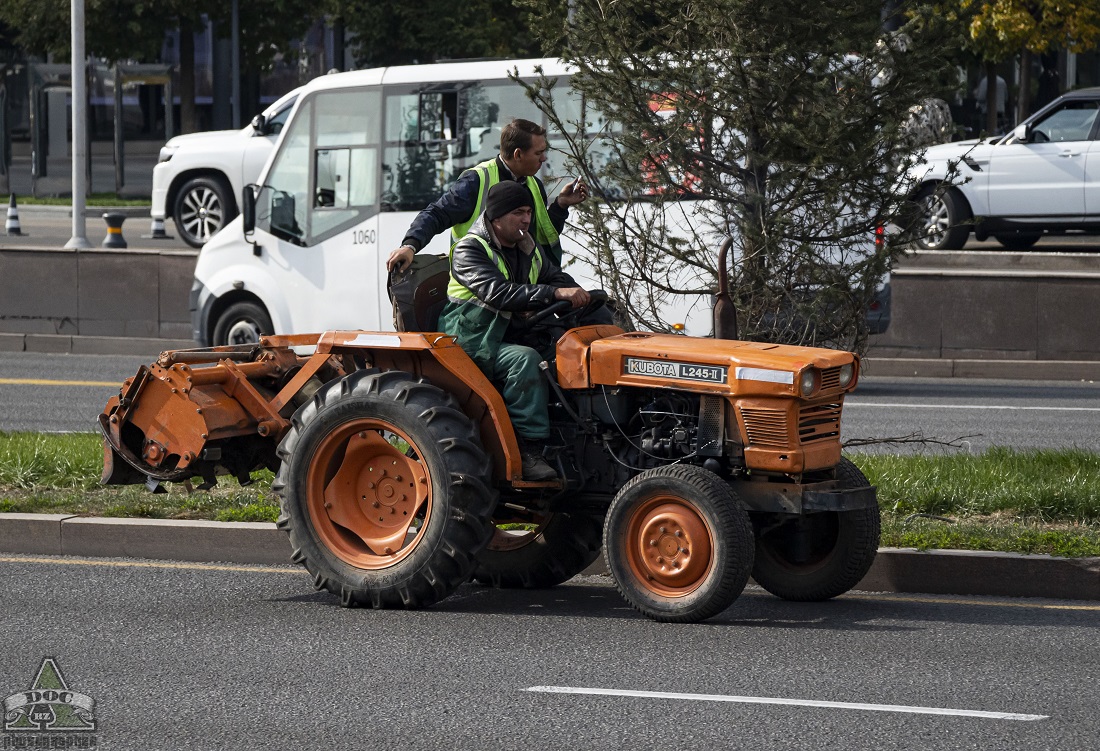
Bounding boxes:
[799,368,817,397]
[838,363,855,389]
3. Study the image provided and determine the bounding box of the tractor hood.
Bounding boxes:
[557,328,859,398]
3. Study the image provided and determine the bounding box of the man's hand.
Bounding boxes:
[386,245,415,272]
[553,287,590,309]
[555,177,589,208]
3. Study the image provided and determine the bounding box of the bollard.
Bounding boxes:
[6,194,23,236]
[102,212,128,248]
[142,215,174,240]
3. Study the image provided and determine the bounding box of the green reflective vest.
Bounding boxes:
[451,159,563,265]
[440,235,546,373]
[446,235,544,307]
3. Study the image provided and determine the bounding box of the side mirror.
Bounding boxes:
[251,114,266,133]
[242,185,256,235]
[1013,123,1030,142]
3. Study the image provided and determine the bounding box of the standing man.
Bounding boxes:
[439,181,607,482]
[386,118,588,272]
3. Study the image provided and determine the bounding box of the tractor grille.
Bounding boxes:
[820,366,842,392]
[799,402,842,443]
[697,395,725,456]
[740,408,788,449]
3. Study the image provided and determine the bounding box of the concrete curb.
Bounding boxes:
[2,513,1097,600]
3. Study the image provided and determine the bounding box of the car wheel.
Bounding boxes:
[174,176,236,248]
[212,301,272,346]
[994,232,1042,250]
[913,185,971,250]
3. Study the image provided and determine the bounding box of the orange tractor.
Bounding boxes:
[100,245,878,623]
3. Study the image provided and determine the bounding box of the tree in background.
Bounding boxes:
[327,0,545,68]
[0,0,320,132]
[519,0,955,351]
[957,0,1100,129]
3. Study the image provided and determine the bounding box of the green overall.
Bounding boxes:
[451,159,564,266]
[438,236,550,440]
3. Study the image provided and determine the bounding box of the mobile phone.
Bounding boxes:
[569,176,582,191]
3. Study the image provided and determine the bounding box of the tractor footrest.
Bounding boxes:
[511,478,564,489]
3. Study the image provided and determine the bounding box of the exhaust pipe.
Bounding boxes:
[713,237,738,340]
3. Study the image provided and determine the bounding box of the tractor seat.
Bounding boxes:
[387,254,450,332]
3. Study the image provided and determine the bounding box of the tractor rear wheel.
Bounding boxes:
[472,511,603,588]
[273,370,496,608]
[604,465,753,623]
[751,457,880,601]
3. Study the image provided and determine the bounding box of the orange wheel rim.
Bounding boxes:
[624,494,713,597]
[306,418,431,569]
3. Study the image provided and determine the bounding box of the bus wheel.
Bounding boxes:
[212,301,273,346]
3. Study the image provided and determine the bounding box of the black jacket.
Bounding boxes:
[448,215,577,312]
[402,157,570,252]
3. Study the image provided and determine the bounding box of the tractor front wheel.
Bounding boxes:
[604,465,753,623]
[751,457,880,601]
[273,370,496,608]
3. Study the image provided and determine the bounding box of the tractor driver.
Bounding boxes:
[439,181,610,482]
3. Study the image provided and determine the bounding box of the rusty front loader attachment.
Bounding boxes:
[99,338,337,491]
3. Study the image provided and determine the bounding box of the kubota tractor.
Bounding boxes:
[100,242,878,623]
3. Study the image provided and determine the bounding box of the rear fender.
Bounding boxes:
[304,331,524,484]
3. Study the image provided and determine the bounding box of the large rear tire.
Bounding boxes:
[273,370,497,608]
[472,512,603,588]
[604,465,753,623]
[751,457,880,601]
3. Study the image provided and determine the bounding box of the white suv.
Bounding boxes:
[151,88,300,248]
[906,87,1100,250]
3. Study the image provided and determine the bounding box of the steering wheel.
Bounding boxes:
[517,290,609,331]
[1031,129,1049,143]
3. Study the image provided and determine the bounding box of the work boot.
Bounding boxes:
[518,439,558,482]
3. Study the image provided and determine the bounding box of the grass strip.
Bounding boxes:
[2,433,1099,556]
[13,194,150,207]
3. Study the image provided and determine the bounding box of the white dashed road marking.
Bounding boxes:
[847,402,1100,412]
[525,686,1049,721]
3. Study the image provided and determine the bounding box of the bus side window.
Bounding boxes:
[307,87,381,243]
[257,97,310,244]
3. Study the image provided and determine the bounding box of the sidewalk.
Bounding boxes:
[1,513,1097,601]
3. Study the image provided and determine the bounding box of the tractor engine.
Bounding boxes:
[637,393,700,459]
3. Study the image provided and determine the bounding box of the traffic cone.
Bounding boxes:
[142,215,174,240]
[102,212,128,248]
[6,194,23,236]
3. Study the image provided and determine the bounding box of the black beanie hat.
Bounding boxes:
[484,180,534,221]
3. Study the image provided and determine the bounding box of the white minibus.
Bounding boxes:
[190,57,889,345]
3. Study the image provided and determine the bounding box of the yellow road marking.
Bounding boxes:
[0,377,117,387]
[0,555,304,575]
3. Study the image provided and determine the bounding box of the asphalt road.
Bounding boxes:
[844,376,1100,454]
[0,554,1096,751]
[0,205,193,252]
[2,352,1100,454]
